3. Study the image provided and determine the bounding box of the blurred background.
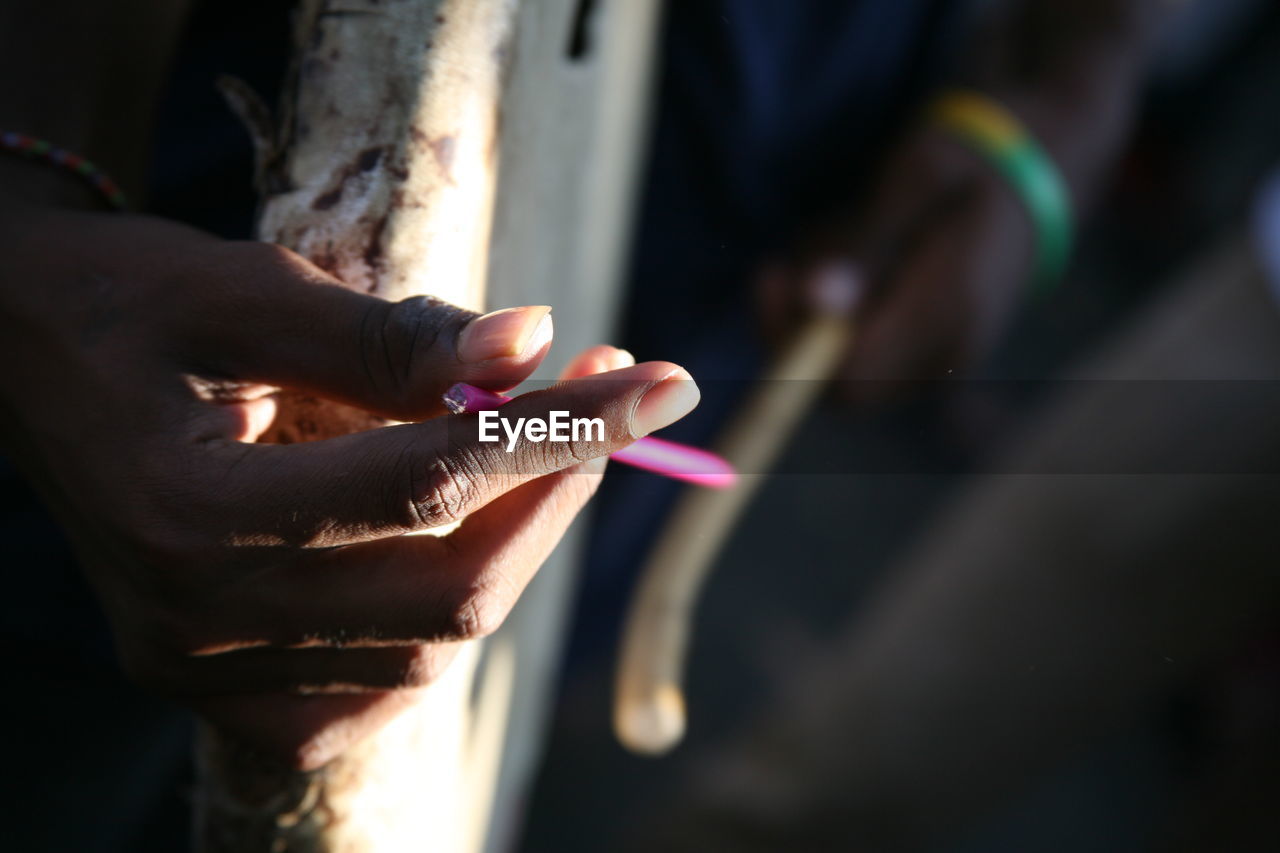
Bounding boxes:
[515,2,1280,851]
[6,1,1280,850]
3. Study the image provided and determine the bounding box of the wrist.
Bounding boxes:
[985,86,1130,211]
[929,89,1074,295]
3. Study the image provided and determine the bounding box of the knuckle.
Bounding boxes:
[357,298,403,404]
[102,522,222,656]
[124,506,216,569]
[390,646,450,688]
[393,295,453,363]
[443,579,514,640]
[406,449,485,529]
[507,424,586,475]
[561,436,599,467]
[287,736,333,773]
[121,517,194,567]
[362,296,472,411]
[122,457,226,561]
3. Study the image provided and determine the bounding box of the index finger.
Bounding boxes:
[199,361,700,548]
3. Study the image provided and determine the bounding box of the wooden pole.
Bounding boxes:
[197,2,513,849]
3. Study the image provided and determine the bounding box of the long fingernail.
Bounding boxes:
[807,262,862,317]
[457,306,552,363]
[609,348,636,370]
[632,369,700,437]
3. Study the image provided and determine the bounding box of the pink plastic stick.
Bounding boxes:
[443,382,737,489]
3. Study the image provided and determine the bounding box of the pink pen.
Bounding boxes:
[443,382,737,489]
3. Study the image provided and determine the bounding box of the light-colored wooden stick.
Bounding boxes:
[614,314,852,755]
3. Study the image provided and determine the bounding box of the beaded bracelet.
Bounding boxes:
[929,90,1073,296]
[0,131,128,210]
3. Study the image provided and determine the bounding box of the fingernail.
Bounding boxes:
[457,306,552,363]
[609,348,636,370]
[632,369,700,437]
[807,262,862,317]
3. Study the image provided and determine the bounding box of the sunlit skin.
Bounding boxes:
[0,203,699,768]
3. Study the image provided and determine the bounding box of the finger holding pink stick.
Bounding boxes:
[442,382,737,489]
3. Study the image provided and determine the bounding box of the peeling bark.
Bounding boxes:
[259,0,515,445]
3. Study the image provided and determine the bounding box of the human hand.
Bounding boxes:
[757,124,1038,402]
[0,205,698,767]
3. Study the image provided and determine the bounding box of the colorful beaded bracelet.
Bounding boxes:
[0,131,128,210]
[929,90,1073,296]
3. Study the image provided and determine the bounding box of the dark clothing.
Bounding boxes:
[575,0,966,672]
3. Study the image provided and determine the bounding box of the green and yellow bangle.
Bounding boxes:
[929,90,1072,296]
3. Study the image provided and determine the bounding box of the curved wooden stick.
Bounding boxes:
[614,315,851,754]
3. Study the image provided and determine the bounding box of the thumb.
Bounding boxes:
[185,242,554,420]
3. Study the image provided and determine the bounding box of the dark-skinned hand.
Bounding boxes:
[0,204,698,768]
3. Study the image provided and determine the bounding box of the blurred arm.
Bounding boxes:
[960,0,1177,206]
